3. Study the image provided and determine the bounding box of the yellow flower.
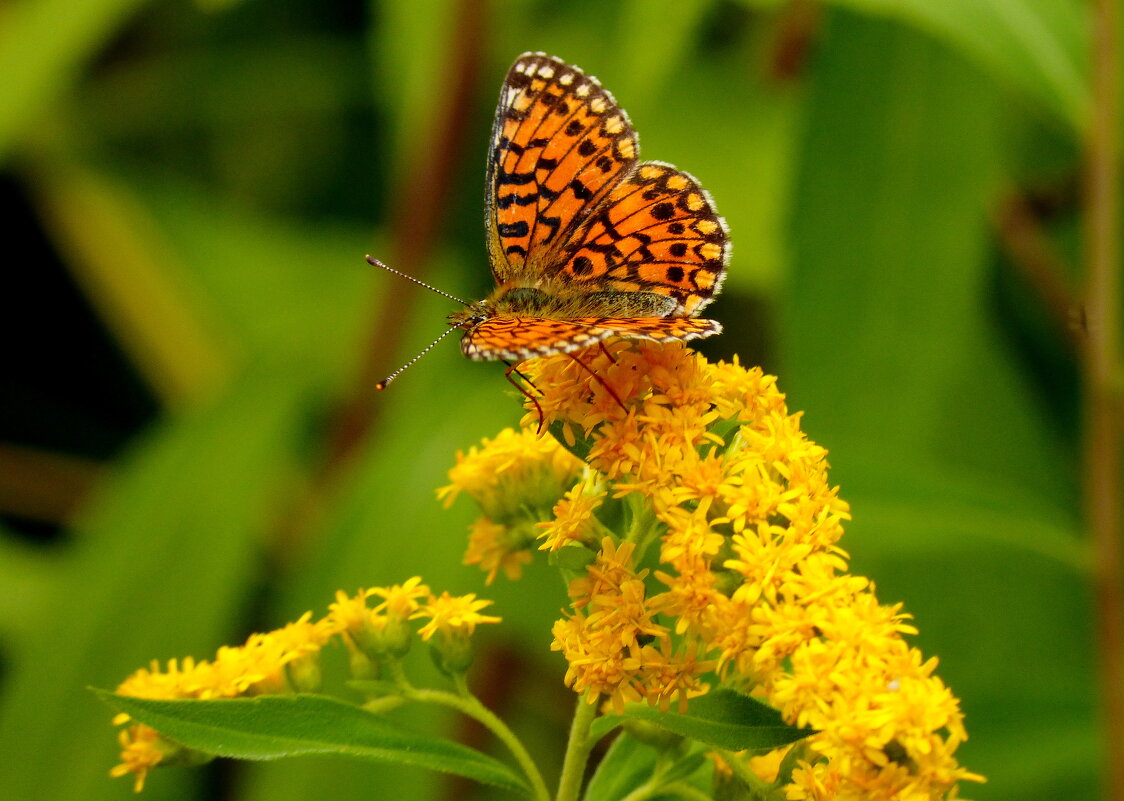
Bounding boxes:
[437,427,581,521]
[464,517,534,583]
[368,577,431,618]
[500,340,982,798]
[326,587,376,632]
[327,580,429,659]
[113,657,205,719]
[108,725,167,792]
[537,480,606,552]
[439,427,584,582]
[551,538,696,713]
[551,612,644,713]
[413,591,502,675]
[110,578,458,790]
[413,591,501,642]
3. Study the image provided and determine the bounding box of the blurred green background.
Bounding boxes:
[0,0,1111,799]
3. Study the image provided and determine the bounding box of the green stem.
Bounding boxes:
[623,492,661,562]
[556,692,600,801]
[618,782,713,801]
[374,663,551,801]
[719,749,782,800]
[660,784,715,801]
[616,778,661,801]
[360,695,408,715]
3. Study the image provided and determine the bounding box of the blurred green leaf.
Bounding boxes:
[133,175,372,362]
[95,692,529,793]
[31,165,233,405]
[0,530,58,647]
[0,0,147,160]
[0,362,326,801]
[841,453,1084,569]
[614,0,715,115]
[783,13,1094,798]
[375,0,467,190]
[591,690,812,752]
[785,11,1004,454]
[659,750,709,785]
[824,0,1088,128]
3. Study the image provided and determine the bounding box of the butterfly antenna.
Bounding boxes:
[365,255,469,306]
[376,325,461,390]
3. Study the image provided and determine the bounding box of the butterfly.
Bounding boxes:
[372,52,728,390]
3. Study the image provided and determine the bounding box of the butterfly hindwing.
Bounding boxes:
[461,316,721,362]
[554,162,729,315]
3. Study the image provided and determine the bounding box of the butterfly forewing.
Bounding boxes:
[486,53,639,283]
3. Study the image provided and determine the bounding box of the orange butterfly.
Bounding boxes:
[373,52,728,390]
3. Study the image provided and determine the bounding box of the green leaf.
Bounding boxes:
[659,750,709,785]
[583,733,658,801]
[585,735,710,801]
[784,13,1004,455]
[823,0,1088,129]
[591,690,812,752]
[548,542,598,571]
[0,0,146,159]
[94,692,529,795]
[548,419,594,462]
[613,0,714,118]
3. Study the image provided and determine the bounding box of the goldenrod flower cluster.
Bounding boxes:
[440,341,982,801]
[110,580,498,791]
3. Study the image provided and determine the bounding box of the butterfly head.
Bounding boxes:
[447,300,494,332]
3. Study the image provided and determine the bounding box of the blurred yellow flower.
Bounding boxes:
[108,725,168,793]
[464,517,534,583]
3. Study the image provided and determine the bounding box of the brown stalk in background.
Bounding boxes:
[1084,0,1123,798]
[324,2,485,473]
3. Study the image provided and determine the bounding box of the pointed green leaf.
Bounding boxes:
[548,420,594,462]
[585,735,710,801]
[584,734,658,801]
[660,750,709,785]
[548,542,598,571]
[94,691,528,794]
[591,690,812,752]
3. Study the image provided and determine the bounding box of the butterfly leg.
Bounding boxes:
[503,361,546,434]
[565,351,627,413]
[597,341,618,364]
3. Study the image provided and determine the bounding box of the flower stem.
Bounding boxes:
[619,781,713,801]
[556,692,600,801]
[719,749,782,799]
[376,663,551,801]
